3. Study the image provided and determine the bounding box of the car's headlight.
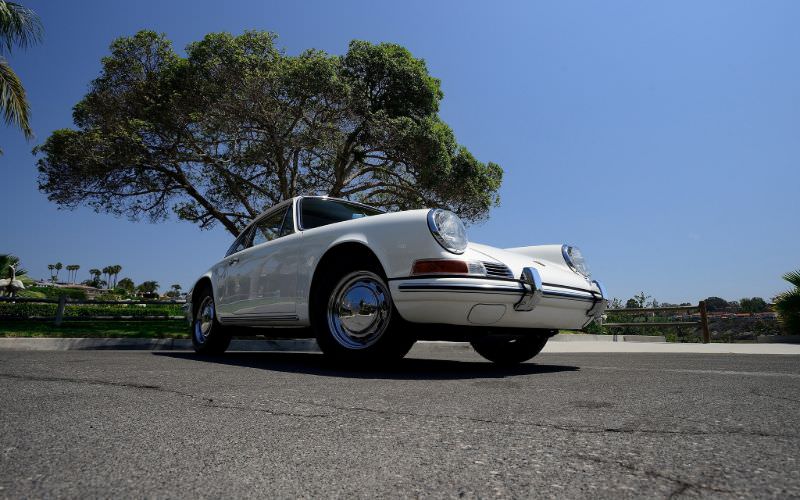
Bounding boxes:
[562,244,590,277]
[427,209,468,254]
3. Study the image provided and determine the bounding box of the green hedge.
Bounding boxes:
[0,302,184,319]
[19,286,88,300]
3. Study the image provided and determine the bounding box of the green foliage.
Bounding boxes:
[0,302,182,319]
[0,320,187,339]
[137,280,159,293]
[739,297,768,314]
[0,253,27,279]
[36,30,502,235]
[703,296,730,312]
[775,270,800,334]
[117,277,135,293]
[21,286,87,300]
[0,1,42,151]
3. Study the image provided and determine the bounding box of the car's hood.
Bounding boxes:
[466,242,596,291]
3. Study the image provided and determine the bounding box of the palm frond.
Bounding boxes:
[775,269,800,334]
[782,269,800,289]
[0,1,43,54]
[0,57,31,138]
[0,253,27,279]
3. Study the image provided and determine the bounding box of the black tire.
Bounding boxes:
[470,332,551,365]
[311,261,414,364]
[190,284,232,354]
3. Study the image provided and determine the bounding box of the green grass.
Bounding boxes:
[0,320,189,339]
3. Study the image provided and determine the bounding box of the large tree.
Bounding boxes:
[0,1,42,153]
[36,31,503,236]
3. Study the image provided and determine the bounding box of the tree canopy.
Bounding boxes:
[36,30,503,236]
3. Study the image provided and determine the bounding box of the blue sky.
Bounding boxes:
[1,0,798,303]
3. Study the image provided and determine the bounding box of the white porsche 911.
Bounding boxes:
[186,196,607,364]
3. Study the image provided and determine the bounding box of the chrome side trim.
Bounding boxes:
[220,314,300,325]
[514,267,543,311]
[397,283,523,294]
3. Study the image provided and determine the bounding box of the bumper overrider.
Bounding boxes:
[390,267,608,330]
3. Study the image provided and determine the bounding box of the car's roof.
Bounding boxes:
[246,195,383,229]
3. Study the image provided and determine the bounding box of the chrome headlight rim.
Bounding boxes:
[427,209,468,254]
[562,244,591,278]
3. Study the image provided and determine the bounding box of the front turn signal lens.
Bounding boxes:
[411,259,487,276]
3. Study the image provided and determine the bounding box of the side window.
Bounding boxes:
[226,227,252,257]
[251,208,288,247]
[280,205,295,237]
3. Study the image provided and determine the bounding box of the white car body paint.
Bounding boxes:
[187,196,607,333]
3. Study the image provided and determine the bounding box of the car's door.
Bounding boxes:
[227,206,300,320]
[215,225,255,318]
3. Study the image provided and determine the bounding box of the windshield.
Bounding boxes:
[300,198,383,230]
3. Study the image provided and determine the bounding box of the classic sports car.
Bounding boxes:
[186,196,607,364]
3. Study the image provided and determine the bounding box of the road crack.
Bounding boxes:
[573,452,736,498]
[4,372,798,439]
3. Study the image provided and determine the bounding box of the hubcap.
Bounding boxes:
[327,271,392,349]
[194,296,215,343]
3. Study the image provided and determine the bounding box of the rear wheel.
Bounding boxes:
[470,332,552,365]
[191,285,232,354]
[312,264,414,364]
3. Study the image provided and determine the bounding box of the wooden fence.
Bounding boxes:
[2,297,717,343]
[602,301,712,343]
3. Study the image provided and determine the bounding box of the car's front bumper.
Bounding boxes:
[389,268,607,330]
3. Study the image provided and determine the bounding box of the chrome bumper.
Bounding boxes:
[586,280,608,318]
[514,267,543,311]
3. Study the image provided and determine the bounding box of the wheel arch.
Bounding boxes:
[308,241,388,315]
[190,275,214,316]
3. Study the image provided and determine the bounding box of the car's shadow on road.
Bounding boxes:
[153,351,579,380]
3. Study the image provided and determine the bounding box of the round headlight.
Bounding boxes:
[427,209,468,254]
[562,244,590,277]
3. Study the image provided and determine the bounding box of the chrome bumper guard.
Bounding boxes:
[586,280,608,318]
[514,267,543,311]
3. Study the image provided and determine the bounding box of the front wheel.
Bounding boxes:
[312,267,414,364]
[191,285,232,354]
[470,332,552,365]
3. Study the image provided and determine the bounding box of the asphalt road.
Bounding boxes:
[1,346,799,498]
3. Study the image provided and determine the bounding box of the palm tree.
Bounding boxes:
[101,266,111,289]
[167,283,182,298]
[117,277,134,294]
[88,268,101,288]
[47,263,54,282]
[0,1,43,153]
[137,281,159,294]
[54,262,62,282]
[110,265,122,288]
[0,254,26,280]
[775,270,800,334]
[72,264,80,284]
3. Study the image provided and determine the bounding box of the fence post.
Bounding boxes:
[54,295,66,327]
[699,300,710,344]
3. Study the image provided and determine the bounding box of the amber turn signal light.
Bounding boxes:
[411,259,469,275]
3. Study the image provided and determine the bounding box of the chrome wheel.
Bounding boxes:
[326,271,392,350]
[194,296,215,344]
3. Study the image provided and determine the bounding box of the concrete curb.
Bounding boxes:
[0,338,318,351]
[0,333,665,351]
[2,337,799,354]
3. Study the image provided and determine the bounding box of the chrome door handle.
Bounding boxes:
[228,258,239,265]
